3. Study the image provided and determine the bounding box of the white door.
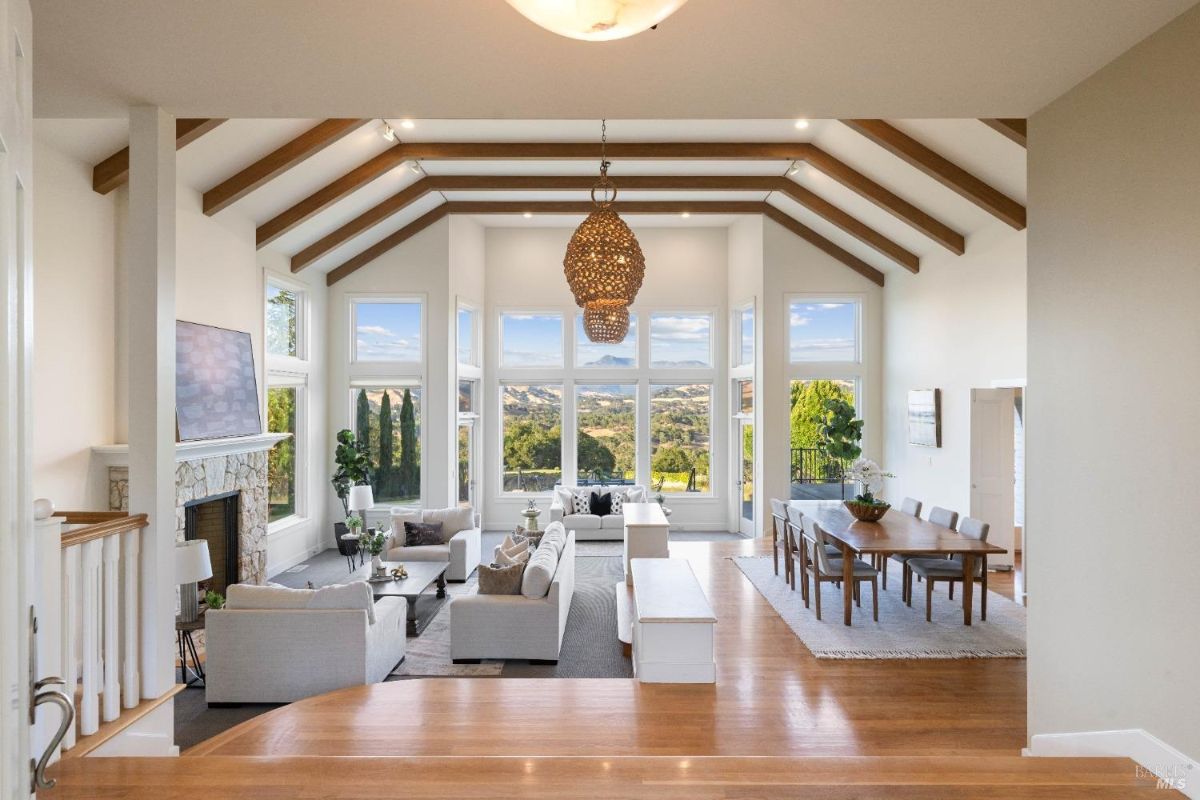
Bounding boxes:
[1,1,36,796]
[970,389,1016,569]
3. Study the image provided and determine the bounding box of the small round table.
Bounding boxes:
[520,507,542,532]
[175,608,206,687]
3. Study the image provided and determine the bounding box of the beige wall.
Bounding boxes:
[31,137,117,508]
[1027,3,1200,761]
[881,223,1027,523]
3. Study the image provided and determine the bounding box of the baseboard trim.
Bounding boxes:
[266,545,322,579]
[1027,729,1198,798]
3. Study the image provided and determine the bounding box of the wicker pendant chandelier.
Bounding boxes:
[563,120,646,344]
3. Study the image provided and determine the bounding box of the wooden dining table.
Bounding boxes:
[789,500,1007,627]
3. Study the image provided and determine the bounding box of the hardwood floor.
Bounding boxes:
[188,537,1027,759]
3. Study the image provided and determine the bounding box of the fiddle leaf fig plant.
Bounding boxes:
[332,428,372,516]
[820,397,864,498]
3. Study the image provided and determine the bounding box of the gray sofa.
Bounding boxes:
[450,527,576,663]
[387,506,482,582]
[549,485,648,541]
[205,582,406,704]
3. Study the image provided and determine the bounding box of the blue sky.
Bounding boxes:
[576,313,636,367]
[740,307,753,364]
[457,307,474,364]
[502,313,564,366]
[789,302,857,362]
[650,314,712,367]
[355,302,422,361]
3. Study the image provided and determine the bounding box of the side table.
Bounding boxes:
[176,607,206,687]
[520,506,542,532]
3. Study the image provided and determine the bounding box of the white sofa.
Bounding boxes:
[450,527,576,663]
[549,484,648,541]
[205,582,405,705]
[387,506,482,582]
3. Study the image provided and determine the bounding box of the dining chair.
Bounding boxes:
[899,506,959,602]
[900,497,922,517]
[769,499,791,581]
[882,497,925,591]
[906,517,991,621]
[801,517,879,622]
[782,505,807,594]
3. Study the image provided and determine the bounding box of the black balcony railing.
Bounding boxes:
[791,448,850,499]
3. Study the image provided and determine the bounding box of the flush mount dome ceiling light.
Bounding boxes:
[506,0,689,41]
[563,120,646,344]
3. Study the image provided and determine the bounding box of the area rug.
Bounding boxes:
[732,555,1026,659]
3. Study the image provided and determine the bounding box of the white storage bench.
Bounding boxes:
[630,558,716,684]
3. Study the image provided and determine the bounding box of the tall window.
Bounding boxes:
[650,383,711,494]
[576,384,636,484]
[457,304,477,367]
[650,313,712,368]
[501,313,563,368]
[736,305,754,367]
[575,313,636,368]
[352,384,422,505]
[788,300,859,363]
[265,277,307,527]
[353,299,422,363]
[501,383,562,492]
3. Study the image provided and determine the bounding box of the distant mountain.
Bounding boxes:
[584,354,635,367]
[650,360,710,368]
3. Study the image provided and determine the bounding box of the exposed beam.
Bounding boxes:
[290,174,918,274]
[258,142,960,254]
[842,119,1026,230]
[980,118,1027,148]
[202,119,369,215]
[325,200,885,288]
[92,118,226,194]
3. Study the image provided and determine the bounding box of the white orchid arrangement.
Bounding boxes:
[846,457,895,506]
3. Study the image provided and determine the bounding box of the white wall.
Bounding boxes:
[31,135,117,508]
[881,223,1027,519]
[760,217,884,517]
[1027,3,1200,762]
[483,225,730,531]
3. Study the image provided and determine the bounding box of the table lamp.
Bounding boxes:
[348,484,375,517]
[176,539,213,623]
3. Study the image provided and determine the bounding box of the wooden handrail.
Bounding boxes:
[53,511,128,525]
[59,514,149,549]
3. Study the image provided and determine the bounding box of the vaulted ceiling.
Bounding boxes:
[38,116,1028,287]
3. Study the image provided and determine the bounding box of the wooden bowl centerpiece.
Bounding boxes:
[843,499,890,522]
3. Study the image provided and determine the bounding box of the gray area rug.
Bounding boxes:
[733,555,1026,659]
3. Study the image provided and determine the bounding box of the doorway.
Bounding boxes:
[970,388,1017,571]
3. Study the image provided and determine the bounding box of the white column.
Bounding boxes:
[120,529,140,709]
[79,539,102,736]
[101,534,120,721]
[60,545,79,749]
[127,106,178,699]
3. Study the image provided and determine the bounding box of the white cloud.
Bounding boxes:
[357,324,396,338]
[790,312,811,327]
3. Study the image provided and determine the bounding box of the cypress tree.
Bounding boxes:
[355,389,372,491]
[378,390,394,497]
[398,388,417,498]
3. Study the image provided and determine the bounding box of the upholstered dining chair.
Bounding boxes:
[906,517,991,621]
[800,517,879,622]
[769,499,791,581]
[884,497,925,591]
[900,505,961,602]
[784,505,839,598]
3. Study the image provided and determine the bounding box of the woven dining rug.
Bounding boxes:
[732,555,1026,659]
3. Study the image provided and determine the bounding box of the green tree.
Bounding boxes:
[378,390,394,497]
[266,387,295,520]
[613,441,636,476]
[652,445,692,473]
[355,389,372,453]
[266,287,296,356]
[577,431,616,476]
[398,388,417,497]
[790,380,853,450]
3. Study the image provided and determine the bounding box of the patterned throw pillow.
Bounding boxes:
[403,521,444,547]
[478,562,525,595]
[610,491,625,515]
[571,489,591,515]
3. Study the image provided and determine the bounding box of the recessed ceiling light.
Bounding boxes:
[409,161,422,175]
[399,119,415,130]
[379,121,397,142]
[794,119,810,130]
[787,160,802,175]
[523,211,533,219]
[680,211,691,219]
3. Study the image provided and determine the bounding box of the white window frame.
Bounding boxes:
[457,300,481,371]
[498,380,565,497]
[574,381,639,486]
[732,301,755,371]
[265,272,310,533]
[573,311,638,370]
[648,309,716,371]
[347,378,427,511]
[786,295,862,367]
[349,293,426,370]
[648,380,716,498]
[498,308,565,371]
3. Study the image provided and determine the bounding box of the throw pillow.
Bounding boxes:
[610,491,625,515]
[624,485,648,503]
[589,490,613,517]
[404,521,444,547]
[554,486,575,513]
[478,562,525,595]
[521,544,559,599]
[571,489,591,515]
[495,542,530,567]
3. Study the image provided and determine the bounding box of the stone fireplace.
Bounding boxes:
[95,433,286,587]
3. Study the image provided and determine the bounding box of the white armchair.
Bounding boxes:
[387,506,482,581]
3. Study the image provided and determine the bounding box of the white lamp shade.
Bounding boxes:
[175,539,213,585]
[348,484,375,512]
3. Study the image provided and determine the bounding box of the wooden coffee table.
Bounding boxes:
[360,561,449,636]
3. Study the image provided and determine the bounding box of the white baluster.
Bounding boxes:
[79,538,102,736]
[121,529,140,709]
[60,544,79,750]
[102,534,121,722]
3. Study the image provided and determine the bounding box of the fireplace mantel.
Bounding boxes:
[92,433,289,467]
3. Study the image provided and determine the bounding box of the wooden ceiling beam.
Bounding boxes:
[92,118,226,194]
[842,119,1026,229]
[980,118,1027,148]
[325,200,885,288]
[259,142,961,254]
[290,174,918,274]
[202,119,369,216]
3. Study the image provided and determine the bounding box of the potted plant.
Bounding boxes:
[842,458,895,522]
[359,528,388,573]
[331,428,372,517]
[820,397,863,500]
[345,514,363,536]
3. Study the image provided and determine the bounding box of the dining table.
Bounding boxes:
[789,500,1007,627]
